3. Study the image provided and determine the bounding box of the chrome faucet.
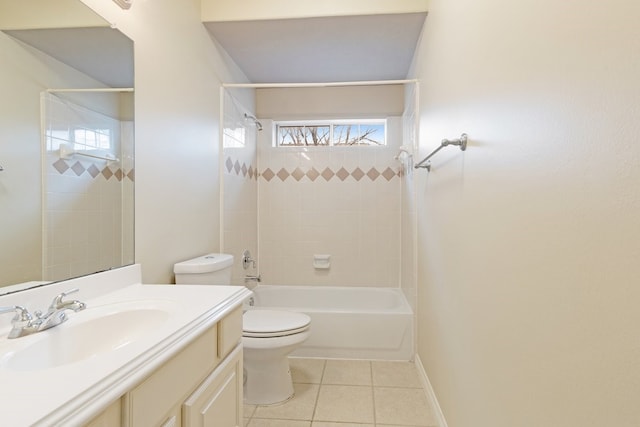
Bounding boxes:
[0,306,33,339]
[0,288,86,339]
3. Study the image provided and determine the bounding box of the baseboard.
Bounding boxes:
[415,354,448,427]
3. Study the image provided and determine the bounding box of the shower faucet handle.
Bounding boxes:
[242,250,256,270]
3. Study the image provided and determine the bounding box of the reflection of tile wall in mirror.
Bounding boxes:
[43,93,134,282]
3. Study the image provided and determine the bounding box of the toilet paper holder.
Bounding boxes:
[313,254,331,269]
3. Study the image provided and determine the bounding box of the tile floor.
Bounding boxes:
[243,358,439,427]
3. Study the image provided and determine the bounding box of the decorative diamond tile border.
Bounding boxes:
[71,161,86,177]
[306,167,320,181]
[224,156,258,181]
[336,167,350,181]
[53,158,69,174]
[262,168,275,182]
[87,164,100,178]
[367,167,380,181]
[291,167,305,181]
[257,165,400,182]
[49,158,134,182]
[321,167,335,181]
[102,167,113,180]
[351,167,365,181]
[382,167,397,181]
[276,168,290,181]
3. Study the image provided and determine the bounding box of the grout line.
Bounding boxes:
[370,361,377,426]
[249,358,431,426]
[310,359,326,422]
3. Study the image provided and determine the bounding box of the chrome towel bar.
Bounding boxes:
[415,133,467,171]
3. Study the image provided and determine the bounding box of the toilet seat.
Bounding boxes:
[243,310,311,338]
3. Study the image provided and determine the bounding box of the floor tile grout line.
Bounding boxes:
[246,358,431,426]
[310,359,327,422]
[370,361,377,426]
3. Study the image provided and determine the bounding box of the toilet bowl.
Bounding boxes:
[174,253,311,405]
[242,309,311,405]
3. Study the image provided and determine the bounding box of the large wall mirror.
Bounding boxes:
[0,0,134,293]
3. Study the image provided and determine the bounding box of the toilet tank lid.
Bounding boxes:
[173,253,234,274]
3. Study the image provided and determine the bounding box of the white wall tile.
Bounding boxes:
[258,117,402,286]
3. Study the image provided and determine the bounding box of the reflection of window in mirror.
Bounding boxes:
[44,93,119,160]
[74,128,112,151]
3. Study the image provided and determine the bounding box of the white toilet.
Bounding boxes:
[174,253,311,405]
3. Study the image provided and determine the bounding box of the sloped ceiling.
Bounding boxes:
[204,13,427,84]
[4,27,134,88]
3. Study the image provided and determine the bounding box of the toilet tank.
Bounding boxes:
[174,253,234,285]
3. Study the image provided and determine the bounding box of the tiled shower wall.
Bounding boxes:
[43,93,134,281]
[222,90,258,284]
[258,118,402,287]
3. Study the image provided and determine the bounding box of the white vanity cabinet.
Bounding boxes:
[86,307,243,427]
[183,345,243,427]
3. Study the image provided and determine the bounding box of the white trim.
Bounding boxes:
[46,88,134,93]
[415,354,448,427]
[219,86,226,252]
[222,79,418,89]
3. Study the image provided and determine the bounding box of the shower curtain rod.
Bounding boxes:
[222,79,418,89]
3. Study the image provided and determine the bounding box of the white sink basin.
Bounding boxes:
[1,300,175,371]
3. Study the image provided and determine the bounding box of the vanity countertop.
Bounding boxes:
[0,283,251,426]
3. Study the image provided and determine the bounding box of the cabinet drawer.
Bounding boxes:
[126,327,218,427]
[183,344,243,427]
[218,307,242,359]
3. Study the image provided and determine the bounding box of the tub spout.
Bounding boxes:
[244,275,261,283]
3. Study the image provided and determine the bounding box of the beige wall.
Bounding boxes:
[413,1,640,426]
[202,0,429,22]
[256,85,404,120]
[79,0,249,283]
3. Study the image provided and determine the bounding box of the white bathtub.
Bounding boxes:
[249,285,414,361]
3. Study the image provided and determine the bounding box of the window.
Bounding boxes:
[73,127,112,151]
[44,94,118,155]
[275,120,386,147]
[45,127,112,152]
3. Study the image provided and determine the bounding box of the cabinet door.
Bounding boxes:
[183,344,243,427]
[84,398,122,427]
[125,327,218,427]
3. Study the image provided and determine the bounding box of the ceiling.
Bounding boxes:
[204,13,427,84]
[4,27,134,88]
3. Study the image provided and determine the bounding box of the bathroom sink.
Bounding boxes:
[1,301,174,371]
